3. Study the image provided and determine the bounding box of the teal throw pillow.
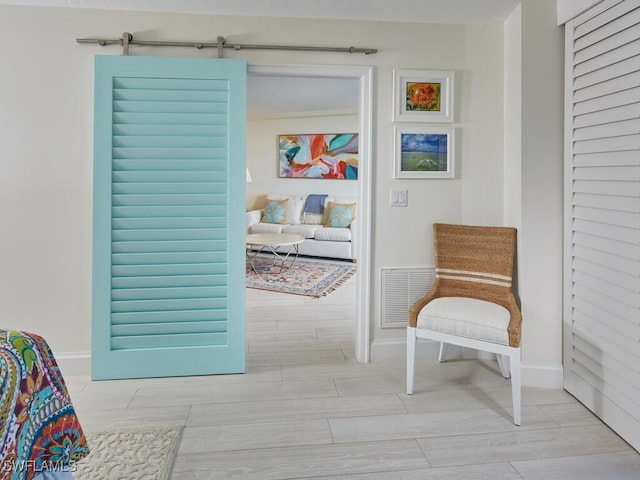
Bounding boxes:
[326,202,356,228]
[263,199,287,224]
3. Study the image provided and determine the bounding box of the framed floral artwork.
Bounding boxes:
[393,69,454,122]
[394,126,455,179]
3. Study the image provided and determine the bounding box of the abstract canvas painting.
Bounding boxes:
[279,133,358,179]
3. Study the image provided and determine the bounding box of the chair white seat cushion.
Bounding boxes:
[417,297,510,345]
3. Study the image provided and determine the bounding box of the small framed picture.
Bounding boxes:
[394,126,455,179]
[393,69,454,122]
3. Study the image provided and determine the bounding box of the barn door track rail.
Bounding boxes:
[76,32,378,57]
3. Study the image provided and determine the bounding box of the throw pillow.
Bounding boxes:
[267,194,304,225]
[325,201,356,228]
[262,199,288,224]
[286,196,305,225]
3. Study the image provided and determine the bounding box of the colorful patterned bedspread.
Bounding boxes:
[0,330,89,480]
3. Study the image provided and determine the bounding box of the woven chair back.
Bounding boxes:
[434,223,516,295]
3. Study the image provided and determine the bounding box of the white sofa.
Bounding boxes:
[246,194,357,261]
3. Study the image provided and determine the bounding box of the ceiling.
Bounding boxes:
[1,0,521,24]
[247,76,360,120]
[0,0,521,118]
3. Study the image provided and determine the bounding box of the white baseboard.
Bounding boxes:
[370,338,564,388]
[54,343,565,389]
[55,352,91,377]
[521,364,564,389]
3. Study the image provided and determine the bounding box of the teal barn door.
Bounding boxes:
[92,55,246,380]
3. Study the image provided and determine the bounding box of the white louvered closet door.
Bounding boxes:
[564,0,640,451]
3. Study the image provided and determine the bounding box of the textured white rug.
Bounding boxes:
[75,425,183,480]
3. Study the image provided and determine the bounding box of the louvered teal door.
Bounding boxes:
[92,55,246,380]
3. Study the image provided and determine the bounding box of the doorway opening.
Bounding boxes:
[246,64,373,362]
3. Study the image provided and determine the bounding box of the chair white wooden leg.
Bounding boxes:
[406,327,417,395]
[510,348,522,426]
[497,354,511,378]
[438,342,449,362]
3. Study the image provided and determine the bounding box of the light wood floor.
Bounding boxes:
[66,261,640,479]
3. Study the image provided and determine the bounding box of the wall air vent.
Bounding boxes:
[380,267,435,328]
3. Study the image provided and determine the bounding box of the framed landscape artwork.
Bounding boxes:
[393,69,454,122]
[394,126,455,179]
[278,133,358,179]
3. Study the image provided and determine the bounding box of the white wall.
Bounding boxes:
[370,22,506,348]
[504,0,565,387]
[246,113,359,210]
[504,5,522,231]
[0,4,563,385]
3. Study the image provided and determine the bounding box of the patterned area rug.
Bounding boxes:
[75,425,183,480]
[246,257,356,297]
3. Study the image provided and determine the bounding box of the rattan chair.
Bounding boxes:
[407,223,522,425]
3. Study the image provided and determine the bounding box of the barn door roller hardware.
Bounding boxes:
[76,32,378,57]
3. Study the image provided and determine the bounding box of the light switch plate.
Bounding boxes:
[390,189,407,207]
